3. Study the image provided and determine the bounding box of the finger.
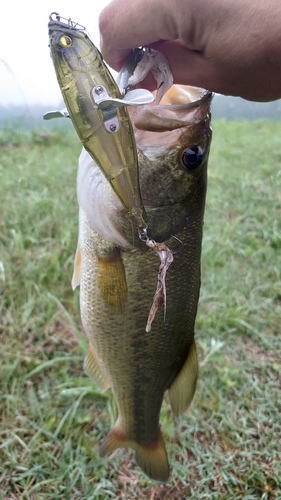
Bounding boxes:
[155,41,262,99]
[151,40,213,89]
[137,40,233,98]
[99,0,177,69]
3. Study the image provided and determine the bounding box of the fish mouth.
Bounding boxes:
[129,85,213,155]
[159,85,213,108]
[126,84,212,242]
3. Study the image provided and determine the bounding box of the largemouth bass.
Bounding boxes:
[47,12,213,482]
[73,85,213,481]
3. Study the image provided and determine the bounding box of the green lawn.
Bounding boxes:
[0,121,280,499]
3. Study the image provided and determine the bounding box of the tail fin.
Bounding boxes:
[99,421,169,482]
[135,430,170,482]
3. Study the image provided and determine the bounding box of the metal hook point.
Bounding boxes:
[138,225,148,242]
[171,235,183,254]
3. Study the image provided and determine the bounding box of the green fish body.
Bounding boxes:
[72,85,213,481]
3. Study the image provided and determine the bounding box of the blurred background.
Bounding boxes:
[1,0,281,129]
[1,2,280,498]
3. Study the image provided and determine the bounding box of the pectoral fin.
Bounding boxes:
[99,420,169,482]
[71,242,81,290]
[97,247,127,313]
[168,339,198,416]
[84,343,110,392]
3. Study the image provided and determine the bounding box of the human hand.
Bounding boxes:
[99,0,281,102]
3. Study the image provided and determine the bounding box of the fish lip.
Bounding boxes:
[160,88,214,109]
[193,89,214,105]
[153,87,213,109]
[130,86,213,135]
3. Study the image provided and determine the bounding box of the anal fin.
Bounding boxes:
[84,343,110,392]
[99,420,170,482]
[168,339,198,416]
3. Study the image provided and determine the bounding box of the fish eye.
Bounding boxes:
[181,146,204,170]
[59,35,72,47]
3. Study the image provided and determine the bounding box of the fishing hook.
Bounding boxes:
[138,225,149,242]
[171,235,184,255]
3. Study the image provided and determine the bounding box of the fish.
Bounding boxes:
[73,84,213,481]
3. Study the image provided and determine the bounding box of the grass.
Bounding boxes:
[0,121,280,499]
